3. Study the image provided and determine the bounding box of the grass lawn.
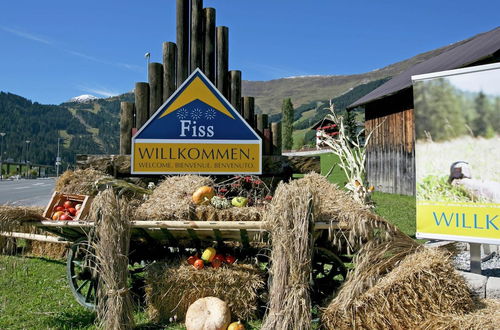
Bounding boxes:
[372,192,416,238]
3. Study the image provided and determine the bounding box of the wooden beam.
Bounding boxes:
[0,231,70,245]
[148,62,163,117]
[256,114,268,137]
[190,0,203,73]
[229,70,242,113]
[263,128,272,155]
[271,122,282,155]
[162,42,177,101]
[119,102,134,155]
[242,96,255,127]
[203,7,216,82]
[134,82,149,129]
[216,26,228,97]
[176,0,189,85]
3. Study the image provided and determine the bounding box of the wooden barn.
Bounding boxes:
[348,26,500,196]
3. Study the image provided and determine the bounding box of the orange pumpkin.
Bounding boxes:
[193,259,204,270]
[228,321,245,330]
[192,186,215,205]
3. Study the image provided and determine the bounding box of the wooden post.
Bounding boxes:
[263,128,272,155]
[216,26,228,97]
[149,62,163,117]
[271,122,282,155]
[203,7,216,82]
[190,0,203,73]
[176,0,189,85]
[229,70,242,113]
[163,42,177,102]
[120,102,134,155]
[256,114,268,136]
[242,96,255,127]
[135,82,150,128]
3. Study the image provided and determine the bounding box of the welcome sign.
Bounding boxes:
[412,63,500,244]
[132,69,262,174]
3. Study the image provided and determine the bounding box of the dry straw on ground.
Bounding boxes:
[418,299,500,330]
[91,188,135,330]
[322,248,474,329]
[261,180,317,330]
[145,262,265,322]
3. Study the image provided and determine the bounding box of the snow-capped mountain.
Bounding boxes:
[69,94,99,103]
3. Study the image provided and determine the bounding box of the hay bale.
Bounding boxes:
[55,168,111,196]
[193,205,263,222]
[322,248,474,329]
[145,263,265,322]
[261,180,317,330]
[92,188,135,330]
[28,241,67,260]
[0,206,45,255]
[135,175,213,221]
[418,299,500,330]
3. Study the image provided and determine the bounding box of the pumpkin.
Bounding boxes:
[193,259,204,270]
[185,297,231,330]
[201,247,216,262]
[192,186,215,205]
[228,321,245,330]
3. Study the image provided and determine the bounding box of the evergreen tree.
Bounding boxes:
[281,98,294,150]
[472,91,492,137]
[344,109,357,141]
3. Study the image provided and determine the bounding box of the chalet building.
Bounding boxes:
[311,118,339,147]
[348,26,500,195]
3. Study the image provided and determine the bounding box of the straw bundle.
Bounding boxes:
[28,240,68,260]
[418,299,500,330]
[322,248,474,329]
[135,175,213,221]
[261,180,317,330]
[145,263,265,322]
[192,204,263,222]
[92,188,135,330]
[0,206,45,255]
[55,168,111,196]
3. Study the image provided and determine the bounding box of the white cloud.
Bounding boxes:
[77,85,119,98]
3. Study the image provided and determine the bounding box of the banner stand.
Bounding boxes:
[470,243,482,274]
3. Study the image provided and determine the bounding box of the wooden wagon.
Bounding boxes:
[15,218,349,310]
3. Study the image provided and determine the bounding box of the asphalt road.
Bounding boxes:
[0,178,55,206]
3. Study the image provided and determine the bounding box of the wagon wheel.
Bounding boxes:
[67,238,99,310]
[311,247,347,304]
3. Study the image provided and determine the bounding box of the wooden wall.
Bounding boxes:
[364,89,415,195]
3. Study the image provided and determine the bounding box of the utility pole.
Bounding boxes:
[25,140,30,179]
[0,132,5,180]
[56,138,62,177]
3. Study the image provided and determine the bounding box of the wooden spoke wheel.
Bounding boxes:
[311,247,347,304]
[67,239,99,310]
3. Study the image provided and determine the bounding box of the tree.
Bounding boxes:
[281,98,294,150]
[344,109,357,142]
[472,91,493,137]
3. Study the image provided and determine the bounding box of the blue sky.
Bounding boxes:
[0,0,498,104]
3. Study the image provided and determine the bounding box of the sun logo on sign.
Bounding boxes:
[176,107,188,120]
[205,108,216,120]
[191,108,202,120]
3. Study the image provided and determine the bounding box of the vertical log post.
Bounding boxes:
[256,114,268,137]
[229,70,242,113]
[216,26,229,97]
[242,96,255,128]
[176,0,189,86]
[190,0,203,73]
[263,128,272,155]
[203,8,216,82]
[120,102,134,155]
[163,42,177,102]
[271,122,282,155]
[148,63,163,117]
[135,82,150,129]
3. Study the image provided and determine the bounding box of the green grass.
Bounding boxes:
[372,191,416,238]
[319,153,347,187]
[292,128,308,149]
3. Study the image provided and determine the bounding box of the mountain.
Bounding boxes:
[0,39,467,169]
[69,94,99,103]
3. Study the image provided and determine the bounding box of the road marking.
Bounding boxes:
[13,186,30,190]
[32,183,45,186]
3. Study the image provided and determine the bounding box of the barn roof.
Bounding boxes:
[311,117,336,130]
[348,26,500,109]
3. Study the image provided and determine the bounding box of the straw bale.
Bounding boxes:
[192,204,263,222]
[322,248,474,329]
[55,168,111,196]
[418,299,500,330]
[261,180,317,330]
[28,241,68,260]
[135,175,213,221]
[92,188,135,329]
[0,206,45,254]
[145,263,265,322]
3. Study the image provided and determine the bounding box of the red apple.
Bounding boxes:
[68,208,77,216]
[63,201,74,209]
[60,213,73,221]
[187,255,198,265]
[213,254,225,263]
[211,259,223,269]
[225,255,236,264]
[54,206,65,212]
[52,211,64,220]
